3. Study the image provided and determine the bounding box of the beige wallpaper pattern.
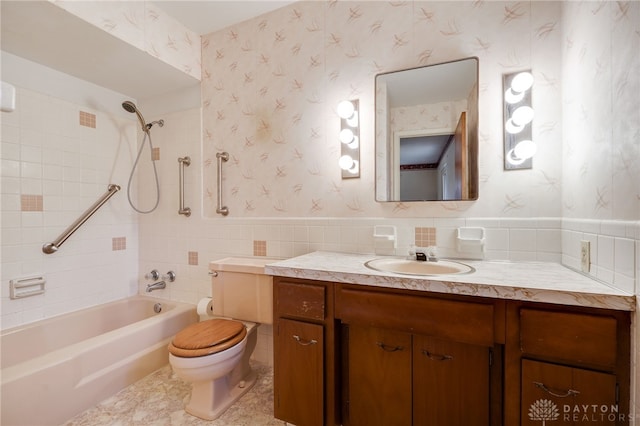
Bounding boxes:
[200,1,637,221]
[561,1,639,221]
[201,1,564,218]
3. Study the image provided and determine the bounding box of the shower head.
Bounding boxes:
[121,100,137,114]
[122,101,148,133]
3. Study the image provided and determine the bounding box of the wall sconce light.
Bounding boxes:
[503,70,535,170]
[337,99,360,178]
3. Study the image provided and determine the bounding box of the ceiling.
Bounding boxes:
[400,135,452,166]
[153,1,295,35]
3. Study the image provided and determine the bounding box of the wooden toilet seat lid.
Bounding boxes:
[168,319,247,358]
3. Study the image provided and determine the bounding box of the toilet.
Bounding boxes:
[168,257,275,420]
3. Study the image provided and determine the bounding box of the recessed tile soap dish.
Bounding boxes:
[457,227,485,255]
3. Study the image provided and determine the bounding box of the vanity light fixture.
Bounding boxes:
[503,70,535,170]
[338,99,360,178]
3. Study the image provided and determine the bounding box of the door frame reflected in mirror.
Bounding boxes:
[393,128,455,201]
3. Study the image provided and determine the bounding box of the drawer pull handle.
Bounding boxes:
[422,350,454,361]
[293,335,317,346]
[534,382,580,398]
[376,342,404,352]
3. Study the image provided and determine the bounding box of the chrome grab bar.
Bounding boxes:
[216,152,229,216]
[42,184,120,254]
[178,156,191,217]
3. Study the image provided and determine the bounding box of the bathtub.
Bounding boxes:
[1,295,197,426]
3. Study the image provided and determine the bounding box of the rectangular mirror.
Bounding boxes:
[375,57,479,202]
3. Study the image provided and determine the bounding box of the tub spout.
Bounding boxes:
[146,281,166,292]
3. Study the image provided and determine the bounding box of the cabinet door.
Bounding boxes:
[345,325,412,426]
[274,318,324,426]
[413,335,491,426]
[522,359,618,426]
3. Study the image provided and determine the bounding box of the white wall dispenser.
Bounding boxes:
[10,275,46,299]
[456,227,485,258]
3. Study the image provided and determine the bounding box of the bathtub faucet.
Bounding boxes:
[146,281,166,292]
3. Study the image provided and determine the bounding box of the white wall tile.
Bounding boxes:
[614,238,636,280]
[510,229,537,252]
[1,84,139,330]
[597,235,615,271]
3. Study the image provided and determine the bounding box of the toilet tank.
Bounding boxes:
[209,257,278,325]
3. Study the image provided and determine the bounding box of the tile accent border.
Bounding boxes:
[112,237,126,251]
[79,111,96,128]
[20,194,43,211]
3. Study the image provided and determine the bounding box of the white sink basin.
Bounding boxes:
[365,258,474,276]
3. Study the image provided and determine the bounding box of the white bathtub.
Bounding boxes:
[1,295,197,426]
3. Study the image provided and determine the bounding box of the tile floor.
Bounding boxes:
[64,363,284,426]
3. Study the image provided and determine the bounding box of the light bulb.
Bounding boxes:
[506,149,526,166]
[337,100,355,119]
[504,88,524,104]
[514,140,537,160]
[511,106,534,126]
[346,112,359,127]
[347,136,359,150]
[340,128,354,144]
[339,155,354,170]
[506,118,525,134]
[511,72,534,93]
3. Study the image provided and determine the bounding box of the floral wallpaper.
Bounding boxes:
[201,1,568,218]
[50,0,201,80]
[390,100,468,136]
[561,1,639,221]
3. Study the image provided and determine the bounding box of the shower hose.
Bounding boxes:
[127,130,160,214]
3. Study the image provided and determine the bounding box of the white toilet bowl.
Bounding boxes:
[168,319,258,420]
[168,256,276,420]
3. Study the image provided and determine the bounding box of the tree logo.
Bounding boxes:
[529,399,560,425]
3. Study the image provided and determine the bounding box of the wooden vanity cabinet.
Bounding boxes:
[273,276,632,426]
[336,284,504,426]
[344,325,412,426]
[505,302,631,426]
[273,278,339,426]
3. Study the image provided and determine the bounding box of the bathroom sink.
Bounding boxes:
[365,257,474,276]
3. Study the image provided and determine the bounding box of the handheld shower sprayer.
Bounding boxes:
[121,101,164,132]
[121,101,163,214]
[122,101,148,133]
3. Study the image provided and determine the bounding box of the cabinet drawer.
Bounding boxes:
[520,309,617,368]
[521,359,617,425]
[336,286,495,347]
[275,281,325,320]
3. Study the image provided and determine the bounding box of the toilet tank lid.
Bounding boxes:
[209,257,283,274]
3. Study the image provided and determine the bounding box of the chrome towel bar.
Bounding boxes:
[42,184,120,254]
[216,152,229,216]
[178,156,191,217]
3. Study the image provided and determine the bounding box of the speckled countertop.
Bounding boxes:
[264,251,635,311]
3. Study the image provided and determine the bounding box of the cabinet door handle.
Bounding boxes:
[293,335,318,346]
[534,381,580,398]
[422,350,454,361]
[376,342,404,352]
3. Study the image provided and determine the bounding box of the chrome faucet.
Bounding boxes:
[412,246,438,262]
[143,269,175,293]
[146,281,166,292]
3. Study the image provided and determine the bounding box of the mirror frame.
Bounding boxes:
[375,57,479,202]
